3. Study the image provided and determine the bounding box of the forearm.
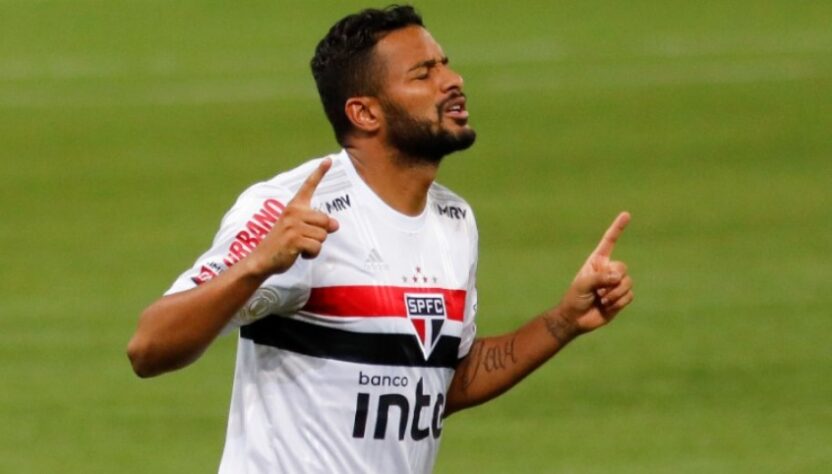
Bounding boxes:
[126,259,267,377]
[445,306,579,416]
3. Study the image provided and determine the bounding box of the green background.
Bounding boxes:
[2,1,830,472]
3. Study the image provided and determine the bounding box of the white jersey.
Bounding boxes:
[166,150,479,473]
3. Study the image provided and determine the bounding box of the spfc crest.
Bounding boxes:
[404,293,447,359]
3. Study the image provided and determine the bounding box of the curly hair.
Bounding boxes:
[311,5,424,145]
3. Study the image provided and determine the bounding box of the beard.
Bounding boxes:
[380,96,476,165]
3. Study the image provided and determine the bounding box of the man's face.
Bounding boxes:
[372,26,476,163]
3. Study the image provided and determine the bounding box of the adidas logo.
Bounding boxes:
[364,248,388,271]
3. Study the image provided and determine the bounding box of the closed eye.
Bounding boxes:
[409,56,449,80]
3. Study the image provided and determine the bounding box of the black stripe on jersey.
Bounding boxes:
[240,315,461,368]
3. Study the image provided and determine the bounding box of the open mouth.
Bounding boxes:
[442,95,469,121]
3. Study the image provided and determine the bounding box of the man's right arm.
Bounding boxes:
[127,259,271,377]
[127,159,338,378]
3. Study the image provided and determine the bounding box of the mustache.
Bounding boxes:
[436,92,466,113]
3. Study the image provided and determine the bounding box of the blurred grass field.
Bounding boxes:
[1,1,831,472]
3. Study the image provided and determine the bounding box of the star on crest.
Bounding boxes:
[401,266,439,287]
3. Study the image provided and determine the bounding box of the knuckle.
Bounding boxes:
[282,221,298,234]
[280,210,299,224]
[313,210,330,223]
[303,246,322,259]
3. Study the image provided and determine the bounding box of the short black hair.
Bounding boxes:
[311,5,424,145]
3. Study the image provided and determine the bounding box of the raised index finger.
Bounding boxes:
[292,158,332,204]
[592,211,631,258]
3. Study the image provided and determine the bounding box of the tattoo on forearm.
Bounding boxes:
[459,337,518,394]
[543,313,574,345]
[459,340,483,392]
[483,338,517,373]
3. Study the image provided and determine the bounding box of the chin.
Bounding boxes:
[451,127,477,149]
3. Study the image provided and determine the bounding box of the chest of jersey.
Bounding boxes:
[314,196,471,288]
[303,196,473,361]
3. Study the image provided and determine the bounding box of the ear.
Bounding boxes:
[344,97,381,134]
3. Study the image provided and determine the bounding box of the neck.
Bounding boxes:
[344,142,438,217]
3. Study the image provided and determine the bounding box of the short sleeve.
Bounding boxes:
[164,182,311,333]
[456,216,479,359]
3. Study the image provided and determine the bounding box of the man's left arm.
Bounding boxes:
[444,212,634,416]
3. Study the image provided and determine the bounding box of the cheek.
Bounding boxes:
[382,85,442,122]
[401,96,436,116]
[403,101,441,124]
[393,85,438,111]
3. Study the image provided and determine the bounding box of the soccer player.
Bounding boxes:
[127,5,633,473]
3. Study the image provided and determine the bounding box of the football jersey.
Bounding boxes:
[166,150,478,473]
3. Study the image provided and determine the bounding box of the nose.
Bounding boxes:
[440,65,464,92]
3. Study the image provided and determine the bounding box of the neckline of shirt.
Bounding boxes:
[334,149,429,233]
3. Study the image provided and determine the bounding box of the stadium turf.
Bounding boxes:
[1,1,830,472]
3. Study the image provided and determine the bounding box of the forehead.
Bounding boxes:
[373,25,445,74]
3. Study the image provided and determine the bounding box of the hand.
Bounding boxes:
[557,212,634,334]
[246,159,340,277]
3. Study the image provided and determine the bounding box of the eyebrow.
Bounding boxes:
[408,56,449,72]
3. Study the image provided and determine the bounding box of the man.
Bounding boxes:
[127,5,633,473]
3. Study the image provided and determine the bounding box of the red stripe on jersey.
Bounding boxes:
[303,286,466,321]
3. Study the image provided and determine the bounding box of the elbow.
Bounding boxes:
[126,335,160,378]
[127,299,207,378]
[127,304,171,378]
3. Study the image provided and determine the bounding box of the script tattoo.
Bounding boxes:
[459,337,519,394]
[483,338,517,373]
[543,312,576,345]
[459,340,484,392]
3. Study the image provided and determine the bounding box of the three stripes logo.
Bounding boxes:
[364,248,388,271]
[404,294,447,359]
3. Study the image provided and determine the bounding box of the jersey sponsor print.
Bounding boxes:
[167,150,478,473]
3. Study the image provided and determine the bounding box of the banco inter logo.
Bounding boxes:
[404,293,446,359]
